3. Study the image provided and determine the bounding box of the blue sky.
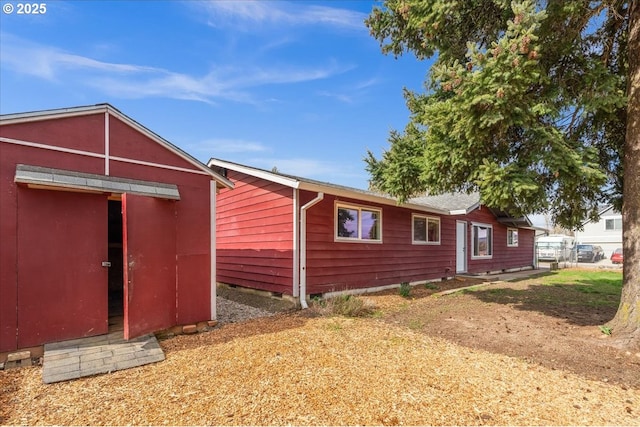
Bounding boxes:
[0,0,432,190]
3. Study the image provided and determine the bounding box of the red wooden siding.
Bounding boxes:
[0,114,105,154]
[303,192,534,295]
[0,141,106,351]
[1,108,216,352]
[215,172,536,298]
[216,171,294,294]
[108,151,214,326]
[109,117,197,171]
[461,208,535,274]
[16,188,109,348]
[304,193,458,294]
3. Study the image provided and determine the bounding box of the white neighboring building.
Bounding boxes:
[574,205,623,258]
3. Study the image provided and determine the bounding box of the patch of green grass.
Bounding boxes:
[457,269,623,310]
[599,325,613,335]
[540,270,623,297]
[460,285,486,294]
[423,282,438,290]
[370,309,384,318]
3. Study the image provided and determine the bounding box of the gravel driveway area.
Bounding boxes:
[216,297,275,325]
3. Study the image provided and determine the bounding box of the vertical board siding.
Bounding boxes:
[0,111,216,352]
[100,115,215,326]
[216,171,294,294]
[0,133,106,352]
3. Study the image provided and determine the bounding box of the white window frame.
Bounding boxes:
[604,217,622,231]
[335,203,382,243]
[507,228,519,247]
[412,214,441,245]
[472,222,493,259]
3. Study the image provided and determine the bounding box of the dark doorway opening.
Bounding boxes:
[108,200,124,321]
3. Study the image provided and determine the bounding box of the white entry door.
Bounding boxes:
[456,221,467,273]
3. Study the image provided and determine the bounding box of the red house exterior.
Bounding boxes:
[0,104,232,353]
[209,158,535,304]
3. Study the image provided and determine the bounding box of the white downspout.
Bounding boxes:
[292,188,300,298]
[299,192,324,308]
[210,181,217,320]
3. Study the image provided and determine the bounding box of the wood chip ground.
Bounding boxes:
[1,277,638,426]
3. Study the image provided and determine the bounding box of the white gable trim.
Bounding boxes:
[208,158,300,188]
[1,104,233,189]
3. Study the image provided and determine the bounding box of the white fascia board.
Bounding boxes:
[209,158,450,215]
[450,209,469,215]
[297,181,449,215]
[207,158,301,189]
[449,202,481,216]
[0,104,107,124]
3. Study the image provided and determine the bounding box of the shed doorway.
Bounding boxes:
[108,200,124,320]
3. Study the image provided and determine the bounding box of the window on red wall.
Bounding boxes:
[507,228,519,247]
[472,223,493,258]
[412,214,441,244]
[336,203,382,242]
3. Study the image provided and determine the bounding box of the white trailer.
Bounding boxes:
[536,235,575,261]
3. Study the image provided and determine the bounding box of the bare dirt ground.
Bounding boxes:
[368,274,640,389]
[1,271,638,425]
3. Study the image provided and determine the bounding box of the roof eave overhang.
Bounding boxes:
[15,164,181,200]
[496,216,534,228]
[208,158,300,189]
[208,159,450,215]
[298,181,449,215]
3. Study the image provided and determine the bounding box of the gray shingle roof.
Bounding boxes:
[408,192,480,212]
[15,164,181,200]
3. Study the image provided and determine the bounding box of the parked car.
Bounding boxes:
[576,244,604,263]
[610,248,624,264]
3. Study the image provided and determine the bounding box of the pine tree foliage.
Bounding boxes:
[365,0,628,230]
[366,0,639,347]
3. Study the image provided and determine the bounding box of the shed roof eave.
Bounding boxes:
[15,164,181,200]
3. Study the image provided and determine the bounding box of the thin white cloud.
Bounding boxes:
[316,76,381,104]
[317,90,354,104]
[197,139,270,154]
[0,34,158,80]
[0,33,352,104]
[354,77,381,90]
[196,1,367,31]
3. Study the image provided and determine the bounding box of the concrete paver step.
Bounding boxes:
[42,331,164,384]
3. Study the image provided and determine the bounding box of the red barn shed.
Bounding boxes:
[209,158,535,305]
[0,104,233,353]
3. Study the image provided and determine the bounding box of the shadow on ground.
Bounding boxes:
[461,282,620,327]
